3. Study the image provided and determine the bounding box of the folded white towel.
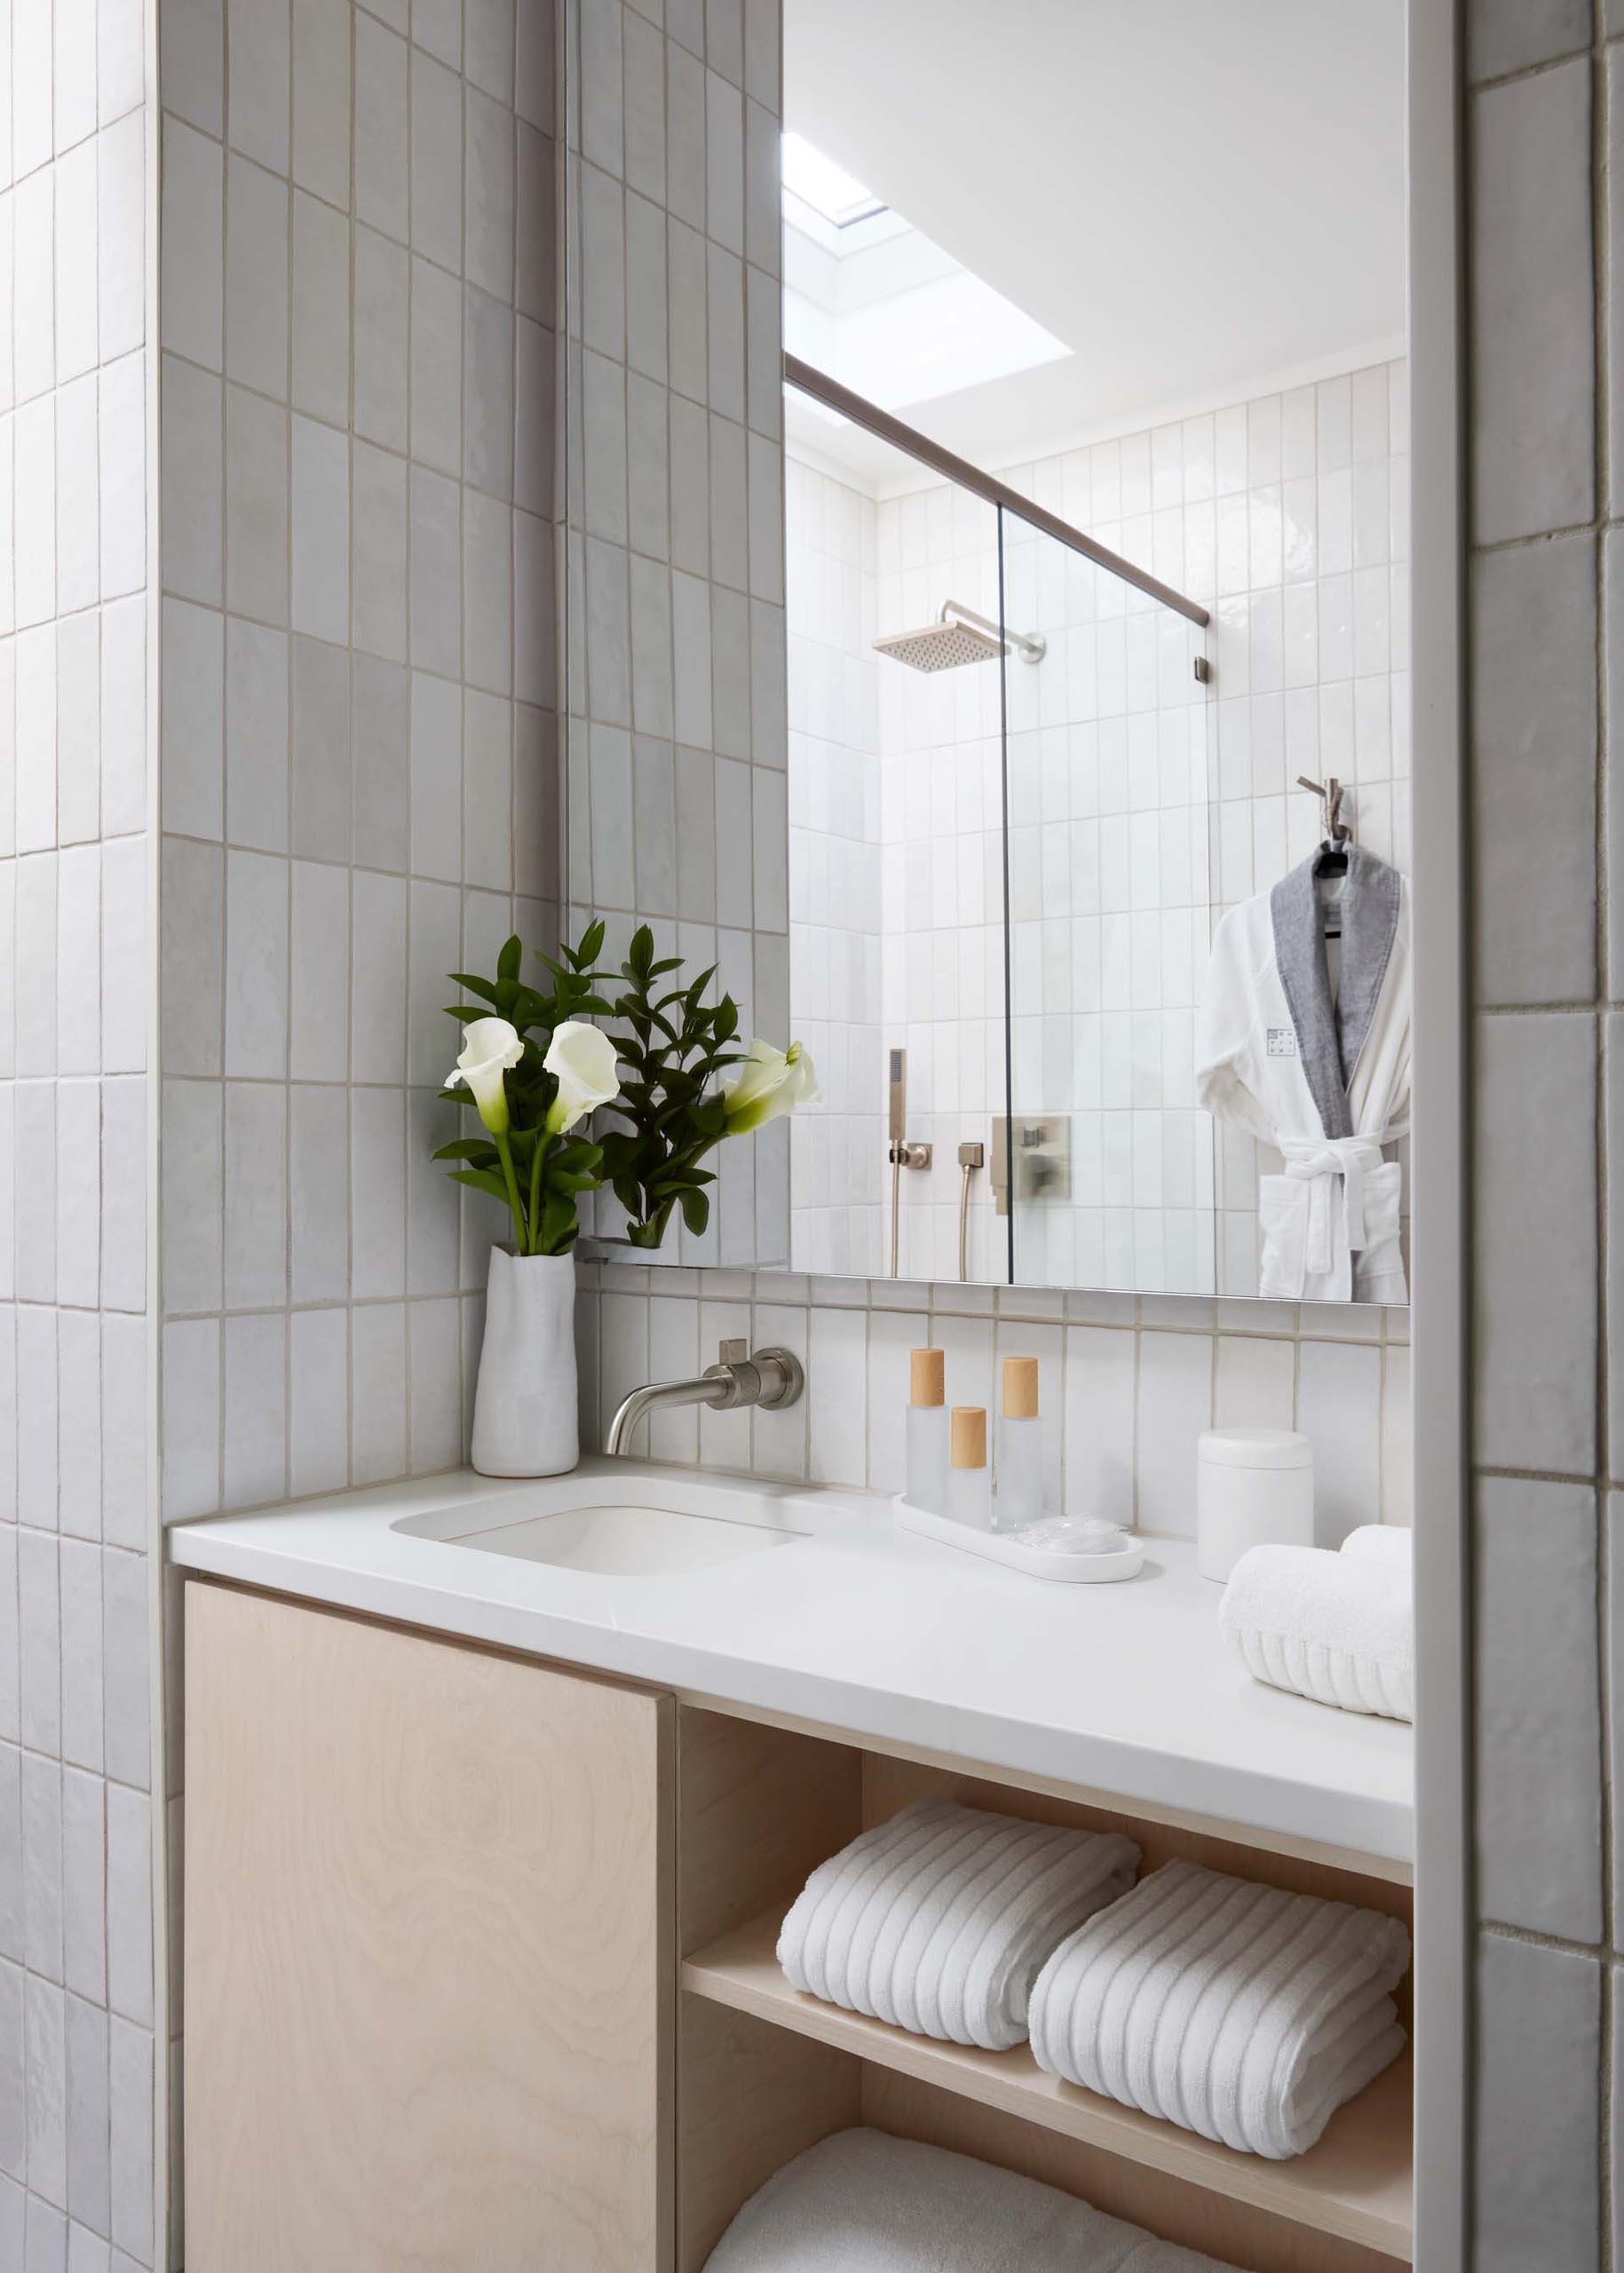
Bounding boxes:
[1218,1539,1413,1721]
[1028,1859,1410,2160]
[702,2126,1243,2271]
[777,1798,1140,2051]
[1341,1523,1413,1572]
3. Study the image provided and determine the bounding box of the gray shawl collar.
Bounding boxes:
[1269,843,1401,1141]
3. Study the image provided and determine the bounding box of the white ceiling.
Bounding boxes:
[783,0,1406,487]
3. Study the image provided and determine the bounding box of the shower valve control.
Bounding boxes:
[890,1140,932,1170]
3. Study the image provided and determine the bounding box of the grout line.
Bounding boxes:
[1596,12,1617,2263]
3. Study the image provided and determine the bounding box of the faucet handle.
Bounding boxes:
[717,1336,748,1366]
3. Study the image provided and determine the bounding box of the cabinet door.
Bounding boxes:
[185,1580,672,2272]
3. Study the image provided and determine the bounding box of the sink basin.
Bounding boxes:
[456,1501,798,1576]
[391,1472,812,1577]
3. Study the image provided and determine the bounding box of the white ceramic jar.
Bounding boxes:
[1196,1428,1314,1582]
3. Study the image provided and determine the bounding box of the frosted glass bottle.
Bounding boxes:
[905,1348,948,1513]
[946,1406,991,1529]
[994,1355,1043,1532]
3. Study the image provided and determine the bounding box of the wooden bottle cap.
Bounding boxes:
[950,1406,986,1469]
[1002,1355,1040,1420]
[910,1348,945,1407]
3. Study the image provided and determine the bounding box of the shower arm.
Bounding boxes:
[940,599,1045,665]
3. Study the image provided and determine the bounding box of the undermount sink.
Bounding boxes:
[456,1500,798,1576]
[391,1471,812,1577]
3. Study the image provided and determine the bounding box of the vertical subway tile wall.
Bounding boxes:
[561,0,792,1269]
[0,0,158,2263]
[156,0,560,1519]
[1463,6,1619,2260]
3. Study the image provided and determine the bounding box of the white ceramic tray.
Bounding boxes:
[892,1496,1145,1583]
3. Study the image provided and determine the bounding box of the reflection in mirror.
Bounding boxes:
[780,1,1409,1305]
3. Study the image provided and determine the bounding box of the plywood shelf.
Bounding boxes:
[681,1908,1413,2265]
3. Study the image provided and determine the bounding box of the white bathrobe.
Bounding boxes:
[1196,845,1410,1303]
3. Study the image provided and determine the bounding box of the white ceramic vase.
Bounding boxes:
[470,1248,580,1478]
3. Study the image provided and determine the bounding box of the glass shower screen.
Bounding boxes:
[998,507,1216,1294]
[782,377,1216,1294]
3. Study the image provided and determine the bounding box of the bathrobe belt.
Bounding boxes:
[1279,1136,1384,1281]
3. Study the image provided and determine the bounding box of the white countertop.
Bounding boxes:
[166,1458,1413,1869]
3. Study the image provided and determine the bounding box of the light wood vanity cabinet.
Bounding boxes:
[185,1582,673,2273]
[185,1580,1412,2273]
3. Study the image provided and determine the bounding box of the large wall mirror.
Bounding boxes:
[563,0,1410,1308]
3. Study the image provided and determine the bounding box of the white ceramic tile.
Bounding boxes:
[159,354,223,605]
[226,0,291,172]
[289,415,350,641]
[292,0,352,207]
[354,226,409,450]
[162,0,225,135]
[351,1303,408,1484]
[289,1306,348,1495]
[1134,1329,1211,1534]
[223,1313,288,1509]
[158,1319,220,1523]
[59,1771,104,2008]
[464,83,515,299]
[226,154,290,400]
[159,1078,223,1314]
[224,848,289,1077]
[107,2014,151,2255]
[97,352,146,601]
[159,598,223,838]
[291,189,351,425]
[1296,1336,1382,1546]
[410,49,463,272]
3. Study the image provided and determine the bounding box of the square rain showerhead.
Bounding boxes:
[872,620,1006,672]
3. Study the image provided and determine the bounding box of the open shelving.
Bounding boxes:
[682,1906,1413,2263]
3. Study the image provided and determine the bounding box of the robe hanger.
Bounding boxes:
[1297,775,1353,939]
[1297,774,1353,878]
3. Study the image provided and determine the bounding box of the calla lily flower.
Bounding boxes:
[448,1017,525,1135]
[721,1039,820,1134]
[543,1019,620,1133]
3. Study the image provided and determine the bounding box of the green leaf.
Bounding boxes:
[496,934,522,985]
[538,1190,578,1253]
[679,1187,710,1236]
[449,972,503,1007]
[432,1137,499,1163]
[448,1167,513,1204]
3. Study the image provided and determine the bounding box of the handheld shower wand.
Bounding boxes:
[956,1142,985,1282]
[886,1048,931,1278]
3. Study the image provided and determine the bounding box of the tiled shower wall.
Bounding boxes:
[0,0,159,2263]
[1462,5,1624,2261]
[153,0,559,2258]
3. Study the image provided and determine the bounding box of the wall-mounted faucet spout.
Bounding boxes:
[605,1339,805,1458]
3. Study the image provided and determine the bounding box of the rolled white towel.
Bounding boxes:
[1341,1524,1413,1572]
[777,1798,1140,2051]
[702,2126,1243,2271]
[1029,1860,1410,2161]
[1218,1540,1413,1721]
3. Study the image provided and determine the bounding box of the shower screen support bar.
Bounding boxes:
[784,353,1212,630]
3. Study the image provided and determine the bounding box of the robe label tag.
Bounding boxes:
[1266,1026,1298,1059]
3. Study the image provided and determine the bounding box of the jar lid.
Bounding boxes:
[1197,1427,1313,1470]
